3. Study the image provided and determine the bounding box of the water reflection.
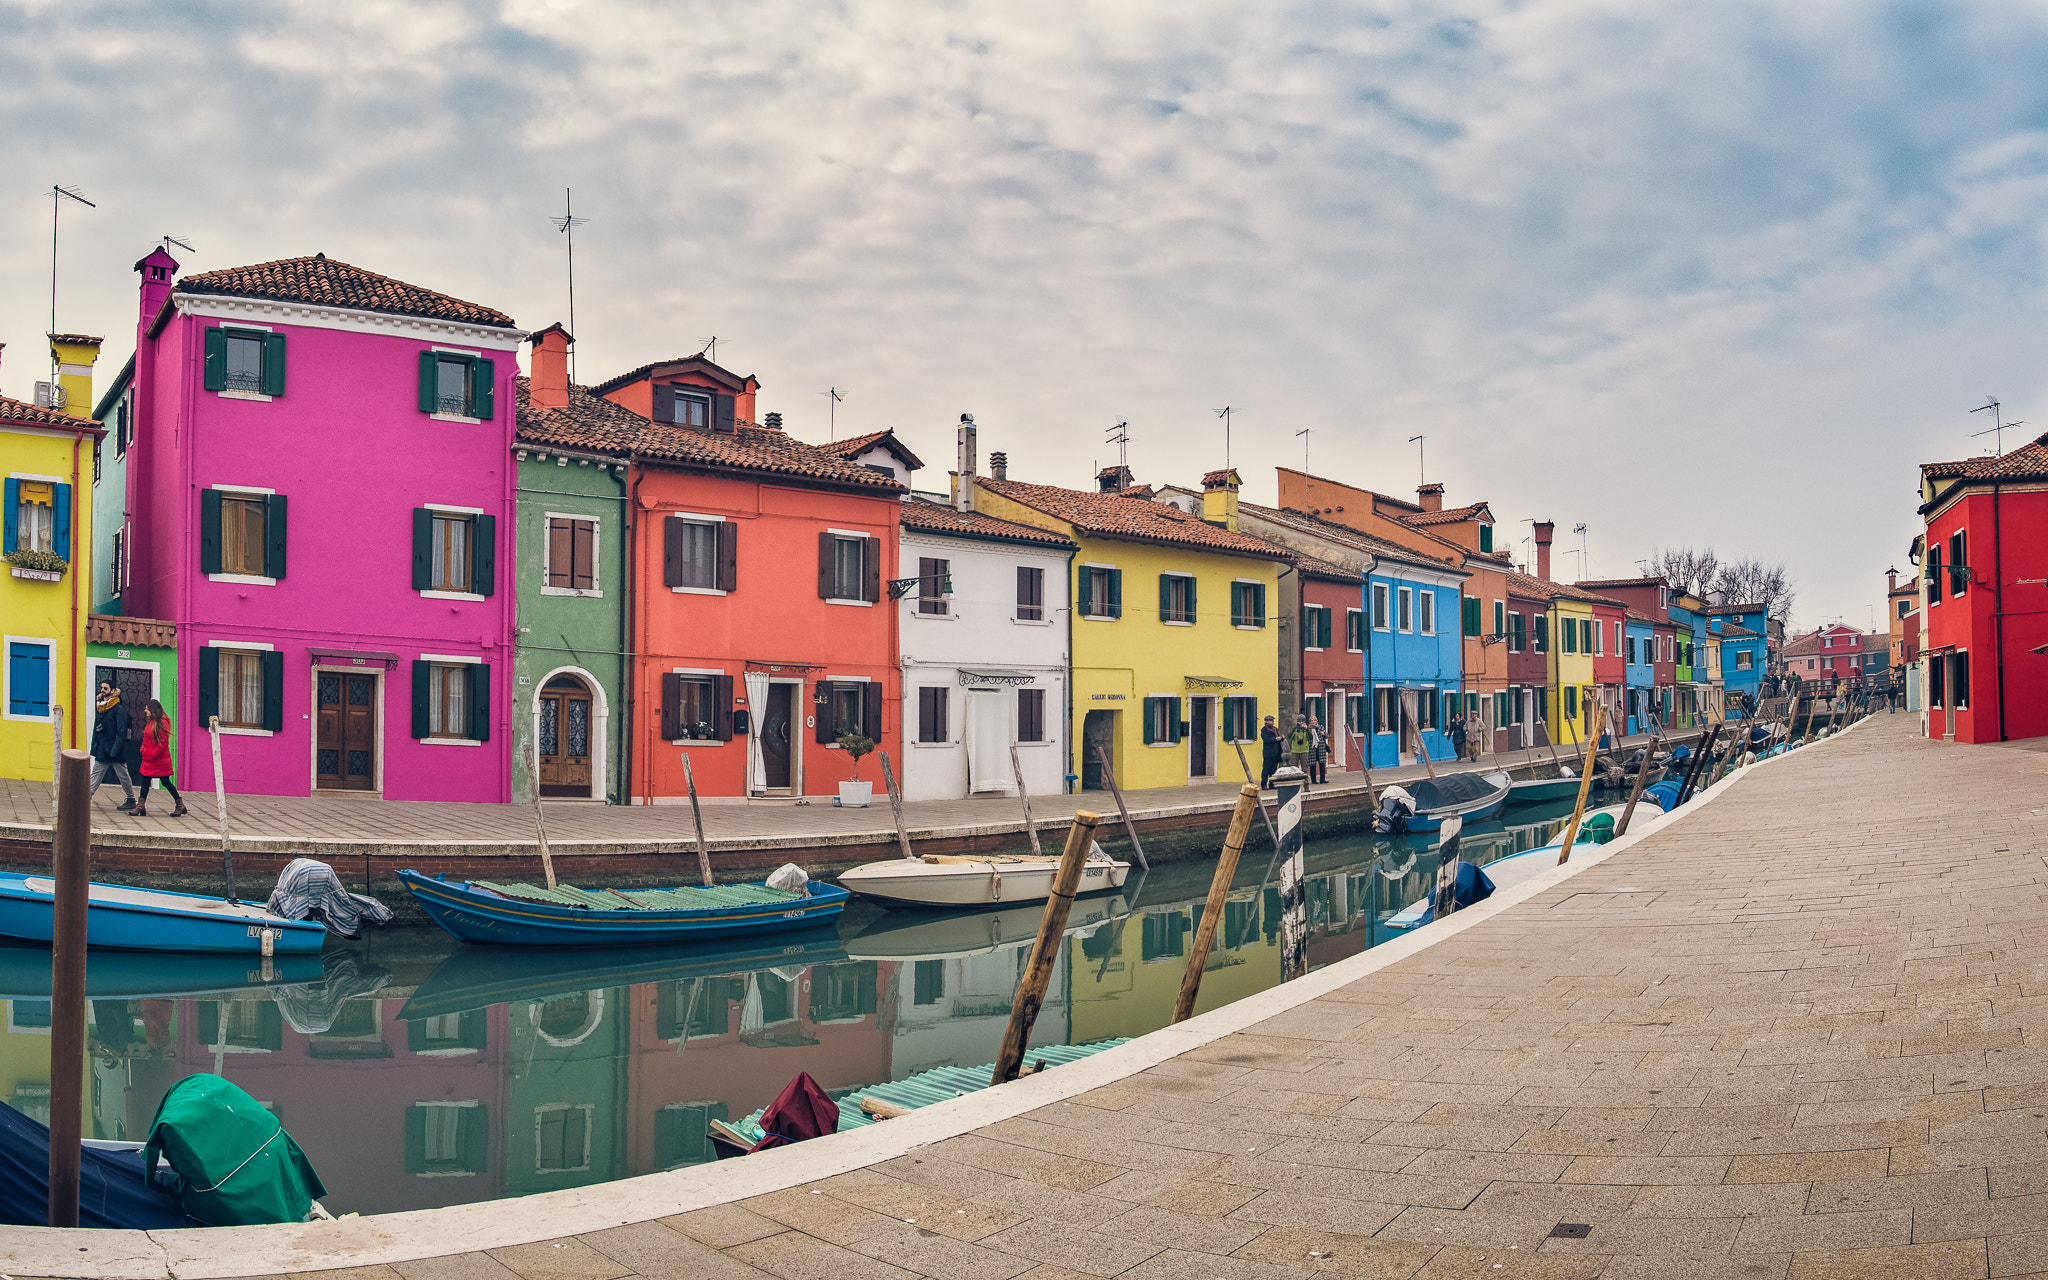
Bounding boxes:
[0,799,1604,1216]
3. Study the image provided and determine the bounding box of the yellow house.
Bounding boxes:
[3,340,104,778]
[1544,591,1601,745]
[975,469,1285,791]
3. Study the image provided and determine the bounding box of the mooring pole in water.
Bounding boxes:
[1094,743,1148,871]
[1230,741,1279,849]
[522,741,560,890]
[1556,698,1608,866]
[1009,742,1042,857]
[1429,814,1467,922]
[49,705,63,805]
[47,748,89,1229]
[1272,765,1309,982]
[679,752,714,886]
[1173,785,1259,1024]
[1677,724,1722,805]
[993,810,1100,1085]
[877,750,915,861]
[208,716,239,902]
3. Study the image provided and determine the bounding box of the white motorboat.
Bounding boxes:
[837,849,1131,908]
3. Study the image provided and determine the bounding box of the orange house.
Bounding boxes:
[577,354,905,801]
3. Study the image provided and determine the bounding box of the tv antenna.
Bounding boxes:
[48,185,95,365]
[1106,420,1131,471]
[1572,522,1589,578]
[819,387,843,439]
[697,336,720,364]
[1407,434,1425,486]
[1970,396,2022,456]
[1214,406,1237,466]
[548,189,589,381]
[1295,424,1310,469]
[160,235,194,256]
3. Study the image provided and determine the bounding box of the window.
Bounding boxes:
[1142,696,1181,745]
[1534,614,1549,653]
[919,557,952,615]
[1018,688,1045,742]
[661,673,732,741]
[428,664,468,738]
[1372,583,1389,630]
[1581,619,1593,654]
[1159,572,1195,623]
[1303,605,1331,649]
[1507,612,1523,653]
[665,517,735,593]
[1346,608,1365,651]
[1926,544,1943,603]
[1658,587,1669,609]
[218,650,268,728]
[1951,652,1970,707]
[1949,531,1968,596]
[818,532,877,602]
[409,1012,485,1053]
[6,641,51,718]
[1478,523,1493,552]
[654,383,731,430]
[6,479,57,554]
[1561,617,1576,654]
[1564,685,1578,720]
[834,538,866,599]
[430,514,473,593]
[220,494,268,576]
[1418,590,1434,634]
[1443,691,1458,728]
[1593,619,1603,655]
[1628,636,1639,664]
[1347,694,1367,734]
[1230,581,1266,628]
[545,517,597,592]
[1396,587,1412,632]
[412,660,489,742]
[203,327,284,397]
[416,351,495,419]
[1417,690,1436,729]
[1929,653,1945,705]
[676,391,710,427]
[1016,566,1044,620]
[1614,621,1623,654]
[536,1104,592,1173]
[814,680,880,743]
[1463,596,1481,636]
[408,507,494,596]
[918,686,949,743]
[1493,600,1506,638]
[1078,565,1122,619]
[199,489,285,580]
[1221,696,1259,742]
[1374,686,1399,735]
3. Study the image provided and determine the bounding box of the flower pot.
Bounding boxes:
[9,566,63,583]
[838,781,874,808]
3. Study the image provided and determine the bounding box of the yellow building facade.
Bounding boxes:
[2,338,103,779]
[1545,596,1600,744]
[974,475,1285,791]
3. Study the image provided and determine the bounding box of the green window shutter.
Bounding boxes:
[1142,697,1156,745]
[1076,566,1093,616]
[261,651,284,731]
[264,493,288,579]
[1254,583,1266,627]
[1,478,14,552]
[411,660,431,738]
[411,508,433,590]
[261,332,287,397]
[1319,608,1332,649]
[197,647,220,727]
[418,351,439,413]
[1494,600,1505,636]
[1462,596,1478,636]
[1158,573,1171,623]
[467,663,491,741]
[52,484,71,561]
[815,680,837,744]
[1168,699,1182,743]
[199,489,223,574]
[469,357,495,420]
[1186,575,1197,622]
[1107,568,1123,619]
[203,328,227,392]
[1479,524,1493,552]
[472,513,496,596]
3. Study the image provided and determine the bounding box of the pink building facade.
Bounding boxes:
[121,250,524,800]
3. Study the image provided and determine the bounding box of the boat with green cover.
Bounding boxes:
[397,870,850,946]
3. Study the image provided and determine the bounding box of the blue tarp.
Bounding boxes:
[1644,780,1684,811]
[0,1102,189,1229]
[1417,861,1495,926]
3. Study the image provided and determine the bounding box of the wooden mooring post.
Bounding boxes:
[1094,743,1149,871]
[1555,697,1607,866]
[992,810,1100,1085]
[1173,785,1259,1023]
[522,741,560,890]
[1010,743,1042,857]
[878,750,916,861]
[47,749,90,1229]
[207,716,240,902]
[1229,741,1279,848]
[680,752,715,886]
[1273,765,1310,981]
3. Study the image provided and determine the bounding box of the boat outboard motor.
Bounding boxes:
[1374,785,1418,835]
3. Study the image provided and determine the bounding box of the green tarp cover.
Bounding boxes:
[476,881,799,911]
[141,1074,325,1226]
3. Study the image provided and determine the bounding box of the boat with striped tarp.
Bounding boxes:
[397,871,850,947]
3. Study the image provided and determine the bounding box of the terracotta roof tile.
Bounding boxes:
[816,428,921,466]
[1575,576,1668,589]
[900,498,1075,548]
[514,378,904,491]
[86,615,175,648]
[589,353,752,398]
[0,394,100,431]
[1403,502,1489,527]
[178,255,515,328]
[1200,468,1241,489]
[1922,432,2048,483]
[1501,569,1626,608]
[1293,552,1358,582]
[980,478,1288,560]
[1715,623,1762,639]
[1240,503,1462,570]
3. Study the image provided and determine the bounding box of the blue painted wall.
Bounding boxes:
[1362,568,1463,768]
[1624,620,1655,735]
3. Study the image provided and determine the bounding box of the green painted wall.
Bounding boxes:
[85,639,180,766]
[512,450,627,803]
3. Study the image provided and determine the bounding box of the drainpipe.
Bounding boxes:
[1993,483,2006,743]
[68,428,82,749]
[1063,542,1077,792]
[1361,564,1376,769]
[625,454,643,804]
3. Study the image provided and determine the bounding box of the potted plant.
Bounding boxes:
[836,732,876,807]
[5,549,67,582]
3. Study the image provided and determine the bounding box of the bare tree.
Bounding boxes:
[1715,557,1796,626]
[1648,546,1720,597]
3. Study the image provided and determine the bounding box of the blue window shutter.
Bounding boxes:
[203,328,227,392]
[196,647,219,727]
[411,661,431,738]
[261,332,287,397]
[418,351,439,413]
[264,493,287,579]
[52,484,71,561]
[8,643,51,716]
[472,513,496,596]
[469,357,495,420]
[261,651,284,731]
[467,663,490,741]
[199,489,222,574]
[2,478,16,553]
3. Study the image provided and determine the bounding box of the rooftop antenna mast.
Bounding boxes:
[160,235,193,257]
[1970,396,2022,456]
[1214,406,1236,466]
[1295,424,1310,470]
[698,336,719,364]
[1106,419,1131,472]
[1407,434,1425,486]
[819,387,843,440]
[1572,522,1589,579]
[48,185,95,378]
[548,189,589,382]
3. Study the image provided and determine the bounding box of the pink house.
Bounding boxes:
[120,250,524,800]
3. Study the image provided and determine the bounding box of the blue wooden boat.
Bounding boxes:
[0,941,324,997]
[0,874,325,955]
[397,870,851,947]
[1378,771,1511,833]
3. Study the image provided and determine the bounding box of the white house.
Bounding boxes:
[897,490,1075,802]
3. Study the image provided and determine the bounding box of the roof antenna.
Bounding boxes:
[160,235,193,257]
[548,189,589,382]
[1572,523,1589,579]
[1106,419,1131,472]
[1970,396,2021,456]
[697,336,718,364]
[1295,423,1310,470]
[1407,434,1425,487]
[48,185,95,373]
[819,387,843,440]
[1214,405,1237,466]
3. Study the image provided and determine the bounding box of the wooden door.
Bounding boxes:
[1188,698,1211,778]
[317,672,378,790]
[538,675,593,798]
[1081,710,1114,790]
[95,666,152,756]
[761,684,793,789]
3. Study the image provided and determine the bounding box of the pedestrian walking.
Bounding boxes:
[1287,716,1313,781]
[1306,711,1329,784]
[1449,713,1468,763]
[89,680,139,811]
[135,698,188,818]
[1259,715,1283,788]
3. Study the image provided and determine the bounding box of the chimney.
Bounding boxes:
[955,413,977,513]
[47,333,103,420]
[1096,464,1134,493]
[1887,568,1898,594]
[989,451,1007,481]
[1417,482,1445,513]
[764,411,783,431]
[134,247,178,335]
[1201,467,1241,532]
[1532,519,1555,581]
[527,323,572,410]
[0,341,6,395]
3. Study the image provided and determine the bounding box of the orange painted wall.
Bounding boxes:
[631,468,900,800]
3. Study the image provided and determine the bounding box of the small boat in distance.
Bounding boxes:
[0,875,325,955]
[1503,775,1583,806]
[838,850,1130,908]
[397,871,850,947]
[1375,771,1512,833]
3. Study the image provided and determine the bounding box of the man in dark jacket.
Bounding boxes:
[89,681,139,811]
[1259,715,1283,788]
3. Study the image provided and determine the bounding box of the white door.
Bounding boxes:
[1325,692,1345,768]
[966,689,1010,793]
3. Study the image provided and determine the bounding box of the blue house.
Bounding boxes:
[1708,606,1769,713]
[1362,548,1469,767]
[1624,614,1656,735]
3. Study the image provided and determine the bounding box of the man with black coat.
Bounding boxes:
[1259,714,1283,788]
[89,680,139,811]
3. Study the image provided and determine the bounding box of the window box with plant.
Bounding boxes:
[5,476,73,580]
[836,732,876,807]
[6,549,67,582]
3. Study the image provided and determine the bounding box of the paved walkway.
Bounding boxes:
[0,731,1687,858]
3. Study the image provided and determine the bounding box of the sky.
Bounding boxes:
[6,0,2048,632]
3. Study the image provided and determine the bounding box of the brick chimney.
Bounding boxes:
[134,247,178,333]
[527,323,572,410]
[1097,464,1134,493]
[989,451,1008,481]
[955,414,977,513]
[1417,482,1444,513]
[1532,520,1555,581]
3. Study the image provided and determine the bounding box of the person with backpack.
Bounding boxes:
[136,699,188,818]
[1287,716,1313,783]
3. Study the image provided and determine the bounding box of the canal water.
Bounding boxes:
[0,796,1612,1217]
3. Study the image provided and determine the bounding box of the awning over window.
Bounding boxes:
[309,648,402,666]
[1184,676,1244,690]
[959,669,1034,686]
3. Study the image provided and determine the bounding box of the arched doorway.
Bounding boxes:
[538,673,594,798]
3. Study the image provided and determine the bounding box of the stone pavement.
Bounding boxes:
[27,709,2045,1279]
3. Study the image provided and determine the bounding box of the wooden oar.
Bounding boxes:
[521,741,558,890]
[1554,696,1607,866]
[1094,743,1148,871]
[680,752,714,887]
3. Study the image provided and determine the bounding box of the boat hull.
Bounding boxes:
[837,858,1130,908]
[1401,790,1508,832]
[397,871,850,946]
[0,875,325,955]
[1504,778,1583,806]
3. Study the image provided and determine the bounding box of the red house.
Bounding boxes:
[1918,431,2048,743]
[1780,625,1865,688]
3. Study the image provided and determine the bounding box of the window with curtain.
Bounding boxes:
[217,649,266,729]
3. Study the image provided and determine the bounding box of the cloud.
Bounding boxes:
[6,0,2048,627]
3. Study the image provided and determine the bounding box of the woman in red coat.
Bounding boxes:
[136,699,188,818]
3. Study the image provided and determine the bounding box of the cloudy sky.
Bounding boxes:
[5,0,2045,630]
